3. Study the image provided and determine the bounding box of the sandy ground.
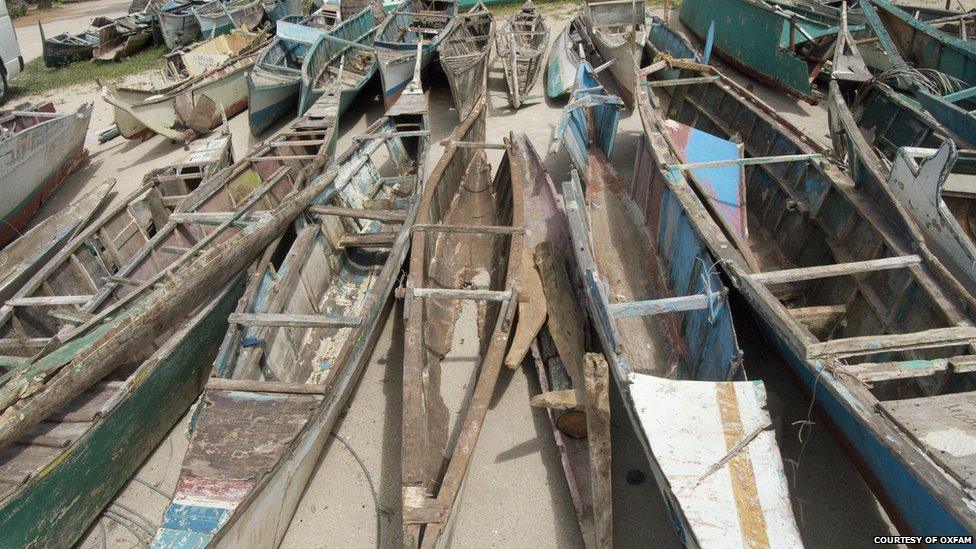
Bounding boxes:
[3,3,917,547]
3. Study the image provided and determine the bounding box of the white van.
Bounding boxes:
[0,0,24,103]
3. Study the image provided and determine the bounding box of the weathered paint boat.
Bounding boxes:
[0,182,113,304]
[156,0,210,50]
[639,59,976,538]
[0,94,344,548]
[153,69,428,549]
[829,80,976,301]
[439,1,493,119]
[549,61,622,184]
[103,30,267,142]
[194,0,266,38]
[495,0,548,109]
[678,0,850,100]
[144,125,236,206]
[93,11,158,62]
[643,13,700,80]
[297,8,377,127]
[374,0,456,108]
[262,0,302,23]
[39,17,114,67]
[0,102,93,249]
[401,95,523,547]
[582,0,643,108]
[861,0,976,147]
[545,15,602,101]
[247,18,331,136]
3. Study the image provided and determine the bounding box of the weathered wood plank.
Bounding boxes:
[752,255,922,284]
[228,312,362,328]
[584,353,612,549]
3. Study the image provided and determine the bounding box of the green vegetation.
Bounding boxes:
[8,4,28,18]
[7,45,168,100]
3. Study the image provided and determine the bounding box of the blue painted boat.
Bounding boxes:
[247,17,332,136]
[639,61,976,539]
[643,14,700,80]
[545,15,601,100]
[298,8,377,130]
[549,61,622,183]
[374,0,456,108]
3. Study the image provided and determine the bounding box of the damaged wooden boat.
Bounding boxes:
[102,30,267,141]
[262,0,303,23]
[247,18,332,136]
[582,0,643,108]
[93,11,157,62]
[643,14,700,80]
[0,102,93,248]
[401,96,523,547]
[297,7,378,121]
[0,91,344,547]
[439,2,494,120]
[374,0,457,107]
[495,0,548,110]
[39,17,114,67]
[194,0,266,38]
[546,15,602,100]
[678,0,858,100]
[153,68,429,549]
[829,80,976,299]
[156,0,210,50]
[550,61,622,184]
[639,59,976,538]
[143,125,236,207]
[860,0,976,147]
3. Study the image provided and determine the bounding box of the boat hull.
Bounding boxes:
[195,2,264,38]
[545,22,578,99]
[159,10,201,50]
[0,104,93,248]
[377,44,436,107]
[247,75,300,136]
[0,280,243,548]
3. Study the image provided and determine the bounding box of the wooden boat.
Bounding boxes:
[549,61,622,183]
[93,11,157,62]
[247,17,332,136]
[194,0,266,38]
[0,102,93,249]
[153,65,429,549]
[144,124,236,206]
[678,0,852,100]
[374,0,457,108]
[495,0,548,110]
[0,90,344,547]
[582,0,643,108]
[102,30,267,142]
[545,15,602,101]
[0,182,113,304]
[860,0,976,147]
[262,0,302,23]
[829,80,976,300]
[549,58,803,546]
[401,95,523,547]
[638,59,976,538]
[156,0,210,50]
[39,17,114,67]
[297,7,378,124]
[643,14,700,80]
[439,2,494,120]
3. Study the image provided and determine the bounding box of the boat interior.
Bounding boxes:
[378,0,455,47]
[584,0,644,45]
[0,103,57,135]
[307,11,377,93]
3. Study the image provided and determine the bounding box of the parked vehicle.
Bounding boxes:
[0,0,24,103]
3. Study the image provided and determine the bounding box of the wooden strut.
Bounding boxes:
[410,287,512,301]
[411,224,523,235]
[228,312,363,328]
[641,76,721,88]
[609,293,718,318]
[752,255,922,284]
[442,140,507,149]
[664,153,822,172]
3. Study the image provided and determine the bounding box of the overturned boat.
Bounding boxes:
[439,1,494,119]
[0,102,93,248]
[639,59,976,538]
[374,0,456,107]
[495,0,548,109]
[546,15,603,101]
[153,62,428,549]
[103,30,266,141]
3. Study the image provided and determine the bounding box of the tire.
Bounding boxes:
[0,69,7,106]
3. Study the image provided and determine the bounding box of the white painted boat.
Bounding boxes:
[374,0,456,107]
[156,0,209,50]
[582,0,644,108]
[194,0,265,38]
[0,103,93,248]
[545,15,599,100]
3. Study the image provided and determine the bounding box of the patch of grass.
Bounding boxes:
[7,45,168,100]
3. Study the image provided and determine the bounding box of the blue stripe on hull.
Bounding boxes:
[248,91,299,137]
[756,315,970,542]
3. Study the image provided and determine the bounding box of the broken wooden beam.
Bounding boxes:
[410,287,511,301]
[228,312,362,328]
[308,205,406,222]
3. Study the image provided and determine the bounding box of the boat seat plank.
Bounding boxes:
[337,232,397,248]
[17,421,89,448]
[610,294,712,318]
[411,287,513,302]
[308,205,406,222]
[0,444,62,485]
[842,355,976,383]
[752,255,922,284]
[412,223,522,235]
[6,295,95,307]
[807,327,976,359]
[207,378,329,395]
[880,392,976,489]
[228,312,362,328]
[47,382,120,423]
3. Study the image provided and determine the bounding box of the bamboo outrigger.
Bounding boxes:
[401,95,524,547]
[639,59,976,538]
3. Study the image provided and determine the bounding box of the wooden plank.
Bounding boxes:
[228,312,362,328]
[308,205,406,222]
[352,130,430,140]
[0,338,50,351]
[445,140,507,149]
[530,389,578,409]
[46,310,93,324]
[411,287,511,301]
[752,255,922,284]
[641,76,721,87]
[6,295,94,307]
[100,276,142,286]
[583,353,612,549]
[337,232,396,248]
[665,153,822,172]
[807,327,976,358]
[536,242,587,411]
[411,224,523,235]
[207,378,329,395]
[610,294,711,318]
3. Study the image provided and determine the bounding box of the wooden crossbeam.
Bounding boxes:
[7,295,94,307]
[444,140,507,149]
[266,140,328,147]
[160,245,191,255]
[161,195,189,207]
[170,212,269,225]
[752,255,922,284]
[807,327,976,359]
[665,153,822,172]
[0,338,50,351]
[353,130,430,141]
[207,377,330,394]
[308,205,406,222]
[47,309,93,323]
[101,276,142,286]
[228,312,362,328]
[411,287,511,302]
[640,76,721,88]
[337,232,397,248]
[412,224,522,235]
[609,294,712,318]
